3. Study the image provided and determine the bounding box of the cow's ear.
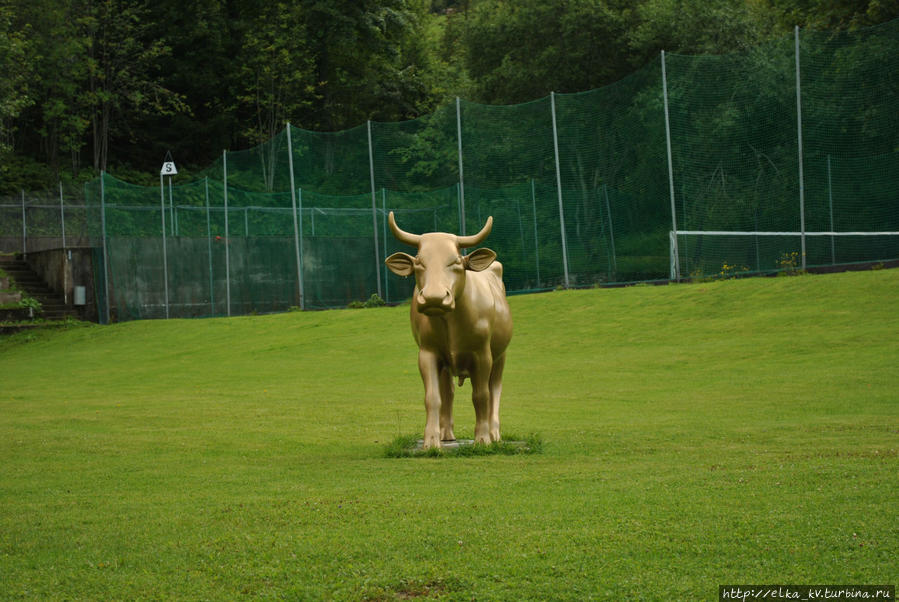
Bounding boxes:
[464,248,497,272]
[385,252,415,276]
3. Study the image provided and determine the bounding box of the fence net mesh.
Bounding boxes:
[5,21,895,322]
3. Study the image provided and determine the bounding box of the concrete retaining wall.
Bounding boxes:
[26,248,99,322]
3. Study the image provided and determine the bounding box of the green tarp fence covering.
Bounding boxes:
[31,21,896,321]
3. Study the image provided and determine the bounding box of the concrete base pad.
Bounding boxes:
[413,438,528,450]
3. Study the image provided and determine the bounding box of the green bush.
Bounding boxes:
[348,293,386,309]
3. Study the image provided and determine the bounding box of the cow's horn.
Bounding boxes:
[388,211,421,246]
[456,216,493,248]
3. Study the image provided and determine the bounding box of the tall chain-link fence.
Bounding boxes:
[3,21,897,322]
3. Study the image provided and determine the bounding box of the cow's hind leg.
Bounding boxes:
[439,366,455,441]
[471,355,493,445]
[488,353,505,442]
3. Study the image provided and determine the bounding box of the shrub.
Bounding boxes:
[776,251,805,276]
[349,294,386,309]
[363,294,386,308]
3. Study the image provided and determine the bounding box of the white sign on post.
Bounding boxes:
[160,161,178,175]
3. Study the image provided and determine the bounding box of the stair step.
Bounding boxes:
[0,257,79,326]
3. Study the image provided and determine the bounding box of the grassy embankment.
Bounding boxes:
[1,270,896,599]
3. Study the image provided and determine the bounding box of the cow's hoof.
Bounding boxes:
[474,423,491,445]
[423,435,442,449]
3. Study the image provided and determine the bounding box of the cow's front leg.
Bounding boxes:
[471,354,493,445]
[439,366,455,441]
[418,349,443,449]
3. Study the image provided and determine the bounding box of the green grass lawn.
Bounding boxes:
[1,271,897,600]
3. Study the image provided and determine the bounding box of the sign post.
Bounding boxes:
[159,154,177,319]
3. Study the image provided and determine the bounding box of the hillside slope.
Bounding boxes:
[1,270,897,599]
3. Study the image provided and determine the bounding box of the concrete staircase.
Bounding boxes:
[0,255,79,322]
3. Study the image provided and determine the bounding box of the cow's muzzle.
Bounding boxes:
[417,289,455,315]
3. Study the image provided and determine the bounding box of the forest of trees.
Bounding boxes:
[1,0,897,194]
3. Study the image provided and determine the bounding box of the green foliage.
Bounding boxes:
[776,251,805,276]
[348,293,387,309]
[301,0,437,130]
[756,0,899,30]
[5,0,187,176]
[0,6,33,154]
[0,152,58,195]
[718,261,750,279]
[627,0,771,60]
[364,293,386,308]
[383,433,423,456]
[460,0,778,105]
[0,268,41,313]
[4,0,897,189]
[18,296,42,314]
[234,2,315,192]
[689,267,710,282]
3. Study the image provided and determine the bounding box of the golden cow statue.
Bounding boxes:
[385,212,513,449]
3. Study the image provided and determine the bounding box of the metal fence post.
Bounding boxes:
[827,154,835,264]
[286,124,305,310]
[59,181,67,250]
[550,92,570,289]
[531,179,541,287]
[794,25,807,270]
[59,182,68,304]
[661,50,681,281]
[298,188,305,308]
[205,177,215,315]
[515,197,526,273]
[168,177,174,236]
[456,97,466,236]
[100,172,111,324]
[21,190,26,258]
[223,149,231,317]
[381,188,388,303]
[669,231,678,282]
[160,171,170,319]
[603,183,617,276]
[367,120,383,298]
